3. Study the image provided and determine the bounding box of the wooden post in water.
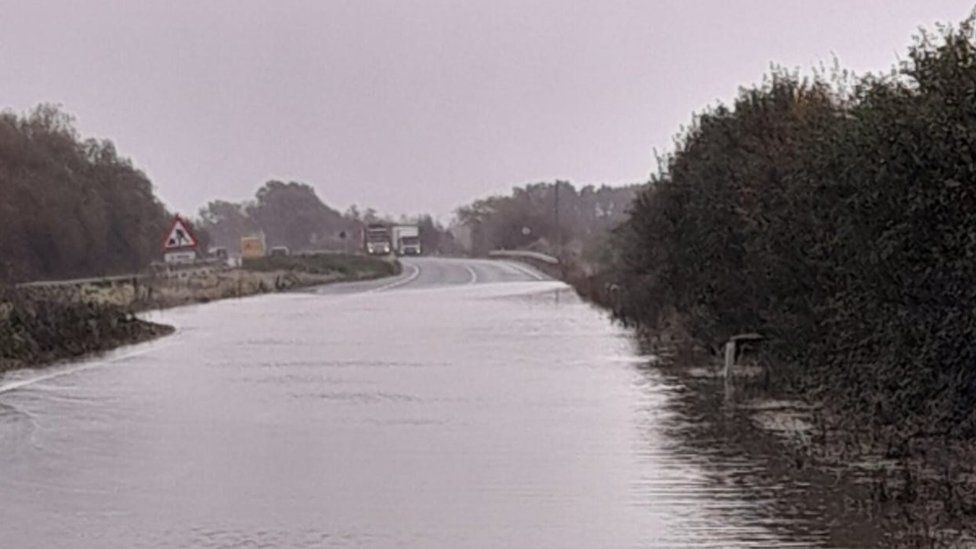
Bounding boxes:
[723,333,764,380]
[723,340,737,379]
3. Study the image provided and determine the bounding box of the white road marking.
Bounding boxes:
[0,260,515,397]
[464,264,479,284]
[0,337,176,395]
[368,262,421,293]
[503,260,547,281]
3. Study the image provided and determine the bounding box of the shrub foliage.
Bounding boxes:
[0,105,172,282]
[610,23,976,438]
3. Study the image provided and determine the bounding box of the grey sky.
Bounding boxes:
[2,0,973,219]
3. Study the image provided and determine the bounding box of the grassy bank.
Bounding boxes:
[0,286,172,374]
[1,253,399,373]
[242,252,399,279]
[130,253,399,310]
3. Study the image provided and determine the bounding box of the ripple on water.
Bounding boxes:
[0,267,890,548]
[0,400,37,451]
[286,390,423,403]
[143,526,386,549]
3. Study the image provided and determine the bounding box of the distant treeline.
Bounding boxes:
[455,182,640,263]
[198,181,358,253]
[198,182,456,255]
[0,105,172,282]
[0,104,457,283]
[606,23,976,438]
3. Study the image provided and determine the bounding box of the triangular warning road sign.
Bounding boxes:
[162,216,198,250]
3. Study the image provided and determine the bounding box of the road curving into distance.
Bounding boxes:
[309,256,549,296]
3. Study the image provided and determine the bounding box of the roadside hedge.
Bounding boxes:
[609,22,976,439]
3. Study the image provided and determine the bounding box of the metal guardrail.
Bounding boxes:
[487,250,560,265]
[16,273,147,289]
[15,259,232,288]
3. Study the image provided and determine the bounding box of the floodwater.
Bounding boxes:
[0,258,884,548]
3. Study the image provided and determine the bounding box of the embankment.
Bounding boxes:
[0,287,172,374]
[1,253,398,373]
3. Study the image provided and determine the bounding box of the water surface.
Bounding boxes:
[0,258,882,547]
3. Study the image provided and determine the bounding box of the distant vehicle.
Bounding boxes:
[392,225,421,256]
[210,247,228,260]
[269,246,290,257]
[241,234,266,259]
[364,224,391,255]
[399,235,421,256]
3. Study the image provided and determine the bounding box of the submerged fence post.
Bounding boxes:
[723,333,764,381]
[723,340,737,379]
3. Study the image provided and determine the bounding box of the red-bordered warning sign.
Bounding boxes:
[161,216,198,251]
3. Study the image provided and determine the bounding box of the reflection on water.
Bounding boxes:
[631,360,888,548]
[0,261,884,548]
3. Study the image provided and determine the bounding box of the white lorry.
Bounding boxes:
[391,225,421,256]
[364,224,392,255]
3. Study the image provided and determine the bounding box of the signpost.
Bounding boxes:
[162,215,198,264]
[240,234,266,259]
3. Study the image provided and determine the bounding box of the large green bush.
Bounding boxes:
[611,22,976,438]
[0,105,173,282]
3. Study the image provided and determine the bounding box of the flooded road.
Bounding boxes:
[0,258,882,548]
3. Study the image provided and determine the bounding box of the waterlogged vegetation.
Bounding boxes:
[0,286,171,373]
[595,21,976,539]
[447,18,976,542]
[609,22,976,440]
[5,10,976,545]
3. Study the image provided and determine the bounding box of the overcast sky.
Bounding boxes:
[2,0,974,219]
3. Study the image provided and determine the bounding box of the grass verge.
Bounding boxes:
[0,286,173,374]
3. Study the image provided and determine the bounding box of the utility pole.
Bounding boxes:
[553,181,560,253]
[553,180,566,278]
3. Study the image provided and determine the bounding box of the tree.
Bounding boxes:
[197,181,361,254]
[607,19,976,438]
[0,104,171,281]
[454,181,640,258]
